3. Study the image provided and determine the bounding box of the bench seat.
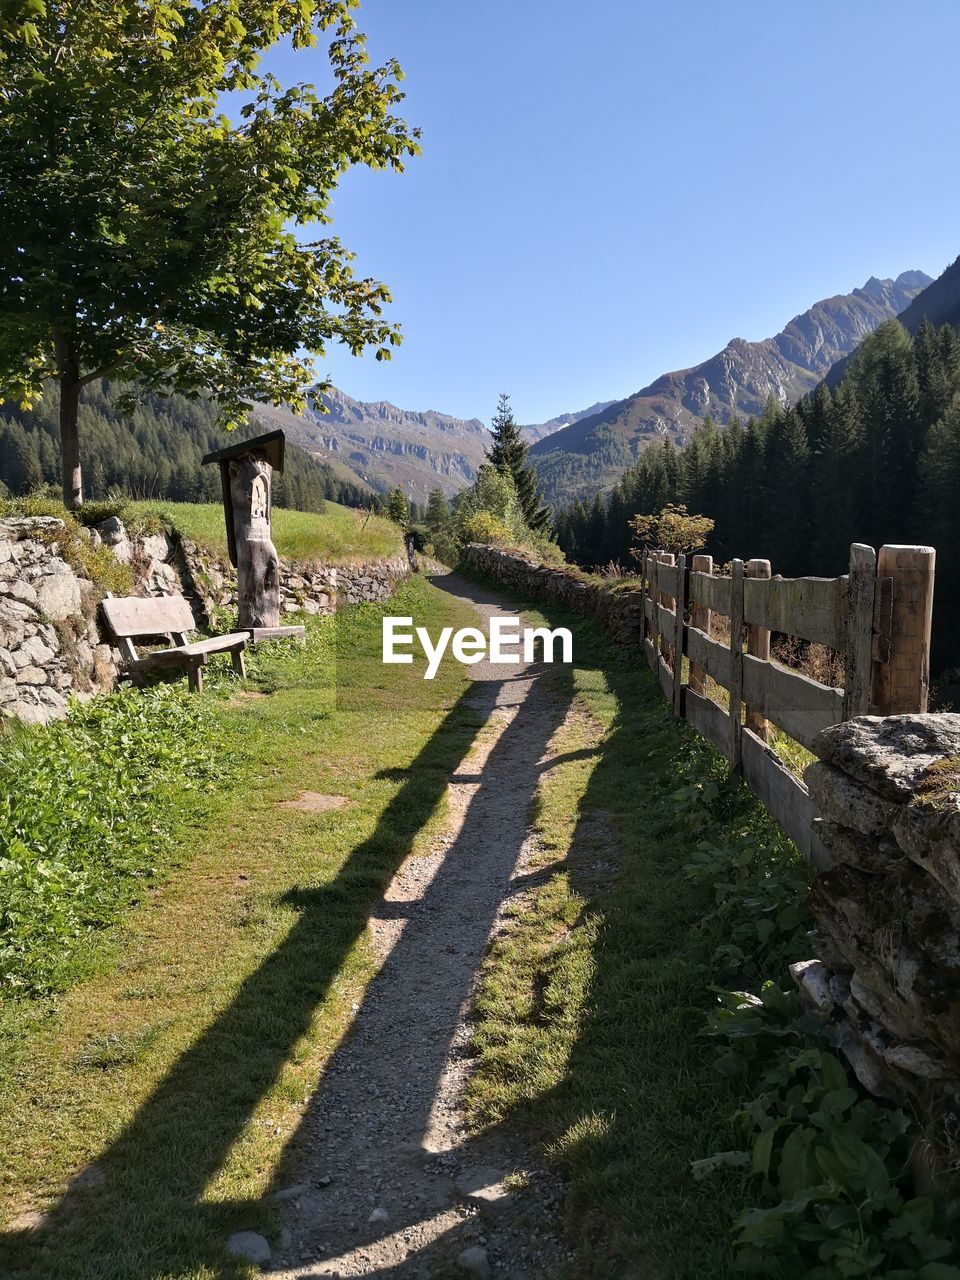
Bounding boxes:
[101,595,249,693]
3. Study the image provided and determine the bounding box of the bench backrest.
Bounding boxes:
[101,594,195,639]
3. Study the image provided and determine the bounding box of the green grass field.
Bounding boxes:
[126,498,405,564]
[0,575,479,1280]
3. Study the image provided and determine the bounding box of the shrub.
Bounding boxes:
[459,510,514,546]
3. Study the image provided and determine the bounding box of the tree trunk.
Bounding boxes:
[59,369,83,509]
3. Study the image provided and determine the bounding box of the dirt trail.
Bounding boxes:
[269,572,573,1279]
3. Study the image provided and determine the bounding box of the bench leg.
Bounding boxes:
[187,662,203,694]
[231,648,246,679]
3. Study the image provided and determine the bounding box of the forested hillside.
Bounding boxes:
[0,381,374,512]
[555,318,960,673]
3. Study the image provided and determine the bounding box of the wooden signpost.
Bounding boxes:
[201,429,285,630]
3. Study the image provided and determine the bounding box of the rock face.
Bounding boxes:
[796,716,960,1134]
[529,270,932,505]
[0,517,120,726]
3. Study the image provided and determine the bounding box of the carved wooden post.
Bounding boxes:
[201,429,286,631]
[230,453,281,629]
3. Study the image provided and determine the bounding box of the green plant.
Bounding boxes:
[702,993,960,1278]
[0,684,222,995]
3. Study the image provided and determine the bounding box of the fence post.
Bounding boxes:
[689,553,712,695]
[659,551,675,669]
[872,545,936,714]
[745,558,771,742]
[843,543,877,720]
[672,553,687,716]
[728,559,745,771]
[648,552,660,670]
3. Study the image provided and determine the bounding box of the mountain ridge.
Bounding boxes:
[528,270,932,507]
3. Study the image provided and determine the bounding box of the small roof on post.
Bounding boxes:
[201,429,286,568]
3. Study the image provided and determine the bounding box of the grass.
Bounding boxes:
[0,573,480,1279]
[126,498,405,564]
[462,583,812,1279]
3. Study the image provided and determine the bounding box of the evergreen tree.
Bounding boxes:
[424,487,450,538]
[489,393,551,532]
[386,486,409,526]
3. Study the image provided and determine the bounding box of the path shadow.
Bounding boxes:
[0,683,492,1280]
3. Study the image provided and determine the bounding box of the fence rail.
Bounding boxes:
[639,542,935,865]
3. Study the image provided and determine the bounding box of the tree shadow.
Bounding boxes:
[0,683,494,1280]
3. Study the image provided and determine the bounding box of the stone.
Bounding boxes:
[140,532,172,564]
[454,1166,513,1210]
[95,516,127,546]
[813,714,960,800]
[271,1183,310,1202]
[804,762,900,838]
[812,819,900,873]
[19,634,56,667]
[789,958,835,1013]
[368,1206,389,1224]
[226,1231,271,1266]
[36,572,82,622]
[457,1246,492,1279]
[882,1042,952,1079]
[892,800,960,907]
[16,666,46,686]
[0,648,15,678]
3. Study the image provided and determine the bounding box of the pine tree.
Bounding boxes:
[386,486,409,526]
[489,393,550,532]
[424,487,449,537]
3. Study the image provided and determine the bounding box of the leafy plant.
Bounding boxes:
[0,685,223,995]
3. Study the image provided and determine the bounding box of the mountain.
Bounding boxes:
[825,257,960,388]
[262,387,492,504]
[529,270,933,508]
[520,401,615,444]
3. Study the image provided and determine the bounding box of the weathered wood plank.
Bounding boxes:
[686,627,731,689]
[672,553,687,716]
[728,560,745,772]
[745,559,772,742]
[656,603,676,651]
[742,575,847,650]
[688,554,712,695]
[689,571,732,615]
[656,563,681,598]
[644,636,657,671]
[684,688,733,761]
[101,594,196,638]
[741,729,829,867]
[658,552,676,667]
[658,656,673,703]
[872,545,936,714]
[843,543,876,719]
[742,654,843,751]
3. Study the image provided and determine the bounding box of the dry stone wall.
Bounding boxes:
[0,518,120,725]
[462,543,643,646]
[0,513,410,727]
[796,715,960,1140]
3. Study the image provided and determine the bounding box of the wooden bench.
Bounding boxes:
[101,595,248,694]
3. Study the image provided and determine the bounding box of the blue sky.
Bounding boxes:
[261,1,960,426]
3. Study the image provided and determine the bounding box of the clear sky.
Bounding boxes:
[259,1,960,426]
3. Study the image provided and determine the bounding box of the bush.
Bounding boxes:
[0,686,223,995]
[459,510,514,546]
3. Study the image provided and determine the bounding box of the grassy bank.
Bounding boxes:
[0,574,478,1279]
[127,498,404,564]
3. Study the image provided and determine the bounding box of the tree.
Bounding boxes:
[0,1,419,506]
[629,503,714,560]
[488,393,550,532]
[386,486,408,526]
[424,486,449,537]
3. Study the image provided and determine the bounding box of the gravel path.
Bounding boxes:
[267,572,574,1280]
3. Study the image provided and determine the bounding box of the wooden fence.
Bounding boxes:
[639,543,935,866]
